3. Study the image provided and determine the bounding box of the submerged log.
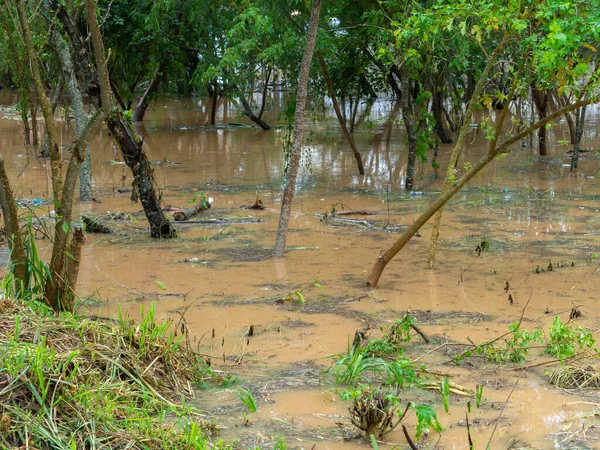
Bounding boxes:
[82,215,114,233]
[172,200,211,221]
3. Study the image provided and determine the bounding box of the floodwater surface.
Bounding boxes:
[1,91,600,449]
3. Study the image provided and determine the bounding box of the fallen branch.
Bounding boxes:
[173,218,265,225]
[332,210,382,216]
[82,215,113,234]
[173,201,211,221]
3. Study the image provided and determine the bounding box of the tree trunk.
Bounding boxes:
[241,97,271,130]
[62,228,85,311]
[258,66,271,120]
[50,27,93,202]
[20,100,31,145]
[274,0,321,257]
[531,83,549,155]
[367,98,592,287]
[84,0,176,238]
[132,62,164,122]
[0,158,27,291]
[432,90,452,143]
[556,92,576,144]
[317,55,365,175]
[210,80,219,125]
[28,89,39,147]
[571,105,586,172]
[107,114,177,237]
[398,68,417,191]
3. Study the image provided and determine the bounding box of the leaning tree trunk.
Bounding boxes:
[274,0,321,257]
[132,62,164,122]
[571,105,586,172]
[367,98,593,287]
[531,83,549,155]
[107,115,177,237]
[84,0,176,238]
[317,54,365,175]
[241,96,271,130]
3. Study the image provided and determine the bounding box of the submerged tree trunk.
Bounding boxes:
[317,55,365,175]
[570,105,586,172]
[531,83,549,155]
[274,0,321,257]
[132,62,164,122]
[241,97,271,130]
[85,0,176,238]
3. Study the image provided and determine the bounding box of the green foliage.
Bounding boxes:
[476,320,542,363]
[475,384,484,408]
[414,404,443,439]
[441,376,450,413]
[327,346,388,387]
[236,388,257,412]
[546,316,598,359]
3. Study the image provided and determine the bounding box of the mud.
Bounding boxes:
[1,90,600,448]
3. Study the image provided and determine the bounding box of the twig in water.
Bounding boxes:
[402,424,418,450]
[485,373,524,448]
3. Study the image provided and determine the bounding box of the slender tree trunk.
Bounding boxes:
[274,0,321,257]
[317,55,365,175]
[16,0,62,214]
[258,66,271,120]
[398,68,417,191]
[20,100,31,145]
[556,93,576,144]
[571,105,586,172]
[531,83,549,155]
[210,80,219,125]
[50,27,93,202]
[367,98,592,287]
[132,62,164,122]
[28,89,39,147]
[241,96,271,130]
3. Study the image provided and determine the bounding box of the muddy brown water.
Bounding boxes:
[1,91,600,449]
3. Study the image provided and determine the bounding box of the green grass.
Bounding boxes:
[0,298,231,449]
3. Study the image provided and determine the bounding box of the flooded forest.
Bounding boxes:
[0,0,600,449]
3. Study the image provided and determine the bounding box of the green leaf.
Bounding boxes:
[155,280,166,290]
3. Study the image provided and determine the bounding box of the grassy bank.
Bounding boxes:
[0,298,228,449]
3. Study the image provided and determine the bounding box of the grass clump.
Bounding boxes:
[0,298,229,449]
